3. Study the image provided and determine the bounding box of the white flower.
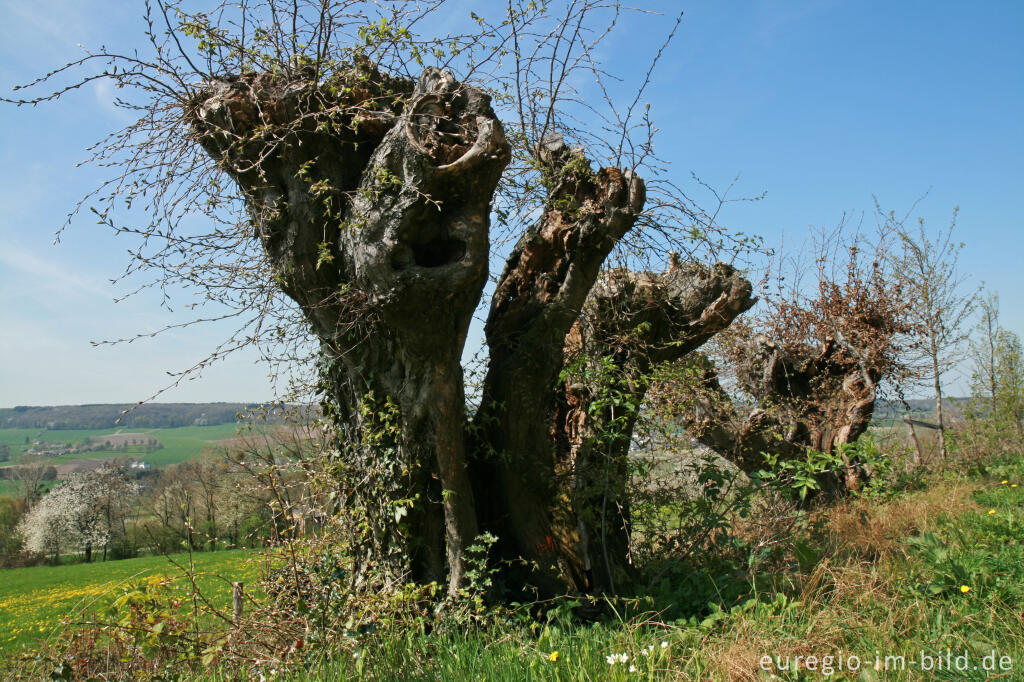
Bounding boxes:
[629,664,637,672]
[661,641,669,648]
[606,655,617,665]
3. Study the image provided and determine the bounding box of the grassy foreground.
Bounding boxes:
[4,458,1021,680]
[0,549,256,653]
[203,460,1024,681]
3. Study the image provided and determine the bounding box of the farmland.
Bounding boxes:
[0,549,258,653]
[0,422,254,471]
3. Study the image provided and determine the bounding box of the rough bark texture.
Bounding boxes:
[469,135,646,595]
[192,63,510,594]
[681,333,881,490]
[191,66,752,598]
[554,260,755,593]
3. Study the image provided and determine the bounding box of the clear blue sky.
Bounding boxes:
[1,1,1021,406]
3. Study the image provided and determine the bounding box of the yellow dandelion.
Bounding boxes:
[549,651,560,662]
[960,585,971,593]
[1013,484,1019,488]
[1001,480,1008,485]
[989,509,997,515]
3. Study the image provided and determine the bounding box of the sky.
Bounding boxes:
[0,0,1021,406]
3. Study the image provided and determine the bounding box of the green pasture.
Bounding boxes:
[0,422,252,470]
[0,549,258,653]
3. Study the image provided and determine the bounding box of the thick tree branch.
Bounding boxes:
[556,260,755,592]
[471,134,645,593]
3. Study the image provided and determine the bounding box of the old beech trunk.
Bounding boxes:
[191,64,751,597]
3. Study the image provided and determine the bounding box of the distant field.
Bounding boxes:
[0,549,259,652]
[0,479,57,497]
[0,428,39,460]
[0,422,258,471]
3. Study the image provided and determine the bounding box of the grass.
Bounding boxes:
[6,451,1021,680]
[0,549,257,654]
[199,457,1024,681]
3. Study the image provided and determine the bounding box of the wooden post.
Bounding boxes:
[232,582,244,623]
[903,416,923,467]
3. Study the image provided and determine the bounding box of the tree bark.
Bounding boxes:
[931,341,948,460]
[470,135,645,595]
[193,65,511,595]
[192,66,751,599]
[554,260,755,592]
[680,333,881,490]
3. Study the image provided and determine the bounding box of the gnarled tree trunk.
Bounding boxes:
[192,66,752,598]
[469,135,646,595]
[193,64,510,594]
[678,333,881,491]
[553,260,755,593]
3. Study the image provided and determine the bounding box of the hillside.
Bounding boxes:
[0,403,269,430]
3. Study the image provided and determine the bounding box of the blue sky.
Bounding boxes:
[1,1,1021,406]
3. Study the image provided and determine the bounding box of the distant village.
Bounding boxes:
[23,433,163,459]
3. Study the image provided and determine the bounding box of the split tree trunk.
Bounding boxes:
[469,135,646,595]
[194,64,511,594]
[192,65,752,598]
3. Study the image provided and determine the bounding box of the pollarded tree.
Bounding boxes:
[666,219,915,490]
[8,1,755,597]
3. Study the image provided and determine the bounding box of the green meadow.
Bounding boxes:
[1,422,251,469]
[0,549,257,653]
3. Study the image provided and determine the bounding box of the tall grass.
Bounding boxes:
[190,456,1024,681]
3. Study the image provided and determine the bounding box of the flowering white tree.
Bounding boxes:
[17,467,139,563]
[17,489,73,563]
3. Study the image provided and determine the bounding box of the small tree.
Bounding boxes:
[971,326,1024,439]
[969,293,1001,415]
[11,463,52,507]
[18,486,73,563]
[890,206,977,460]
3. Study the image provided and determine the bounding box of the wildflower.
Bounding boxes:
[960,585,971,593]
[661,641,669,648]
[549,651,559,662]
[989,509,997,515]
[1013,484,1018,488]
[607,655,617,665]
[1001,480,1008,485]
[629,664,637,672]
